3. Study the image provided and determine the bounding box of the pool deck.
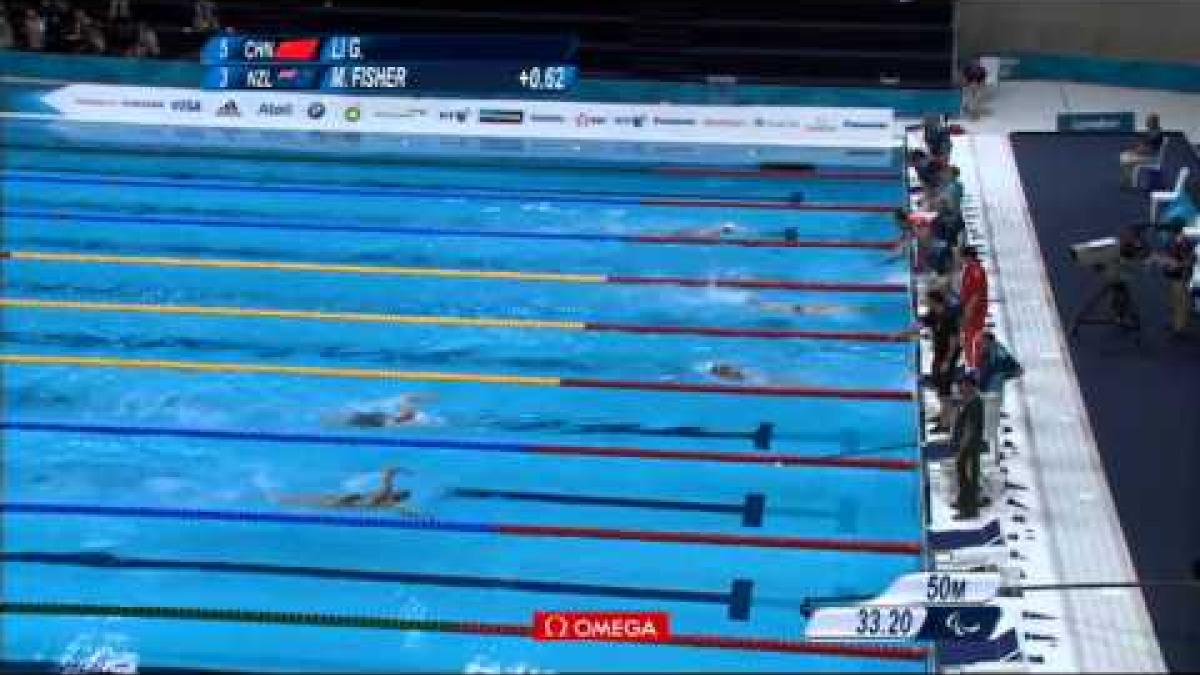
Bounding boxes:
[911,82,1187,673]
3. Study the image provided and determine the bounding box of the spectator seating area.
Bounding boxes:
[2,0,958,89]
[2,0,170,57]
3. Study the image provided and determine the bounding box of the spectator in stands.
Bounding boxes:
[952,370,987,520]
[1120,113,1164,189]
[961,58,988,120]
[22,6,45,51]
[193,0,219,31]
[35,0,67,51]
[111,14,137,54]
[82,15,106,53]
[108,0,131,20]
[1159,228,1197,336]
[130,20,158,57]
[0,5,13,50]
[62,6,90,52]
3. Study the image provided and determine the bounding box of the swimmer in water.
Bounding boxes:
[706,362,749,382]
[749,297,864,317]
[673,222,743,239]
[334,394,433,428]
[278,468,417,511]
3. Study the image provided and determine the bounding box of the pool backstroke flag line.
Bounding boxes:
[35,84,897,149]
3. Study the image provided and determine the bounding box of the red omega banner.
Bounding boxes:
[533,611,671,643]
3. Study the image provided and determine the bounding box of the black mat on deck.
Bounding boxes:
[1010,131,1200,671]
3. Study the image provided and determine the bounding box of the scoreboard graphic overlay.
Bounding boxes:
[202,35,578,96]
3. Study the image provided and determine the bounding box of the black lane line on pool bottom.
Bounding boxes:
[452,488,767,527]
[564,421,777,450]
[3,551,755,621]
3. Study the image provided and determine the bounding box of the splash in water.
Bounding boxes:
[58,631,138,675]
[464,655,555,674]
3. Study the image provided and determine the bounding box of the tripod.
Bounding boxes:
[1070,277,1142,339]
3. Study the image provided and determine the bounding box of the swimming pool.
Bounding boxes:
[1,120,925,673]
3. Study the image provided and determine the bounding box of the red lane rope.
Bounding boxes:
[667,633,928,660]
[585,322,910,343]
[533,444,917,471]
[654,167,898,181]
[496,524,922,555]
[642,199,894,212]
[604,275,907,293]
[561,378,914,401]
[4,502,919,555]
[0,601,928,661]
[632,235,896,250]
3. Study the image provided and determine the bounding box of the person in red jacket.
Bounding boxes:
[959,246,989,368]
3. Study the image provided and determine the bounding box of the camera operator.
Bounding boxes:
[1157,228,1197,336]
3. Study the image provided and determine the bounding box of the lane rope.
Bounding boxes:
[0,354,915,401]
[0,298,914,343]
[4,208,895,250]
[0,298,585,331]
[6,251,907,293]
[3,551,749,617]
[0,602,928,660]
[2,421,920,471]
[3,171,893,212]
[654,166,898,181]
[1,502,923,555]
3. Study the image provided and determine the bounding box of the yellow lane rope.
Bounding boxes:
[0,298,586,331]
[7,251,606,285]
[0,354,561,387]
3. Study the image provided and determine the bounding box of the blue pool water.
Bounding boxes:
[1,121,924,673]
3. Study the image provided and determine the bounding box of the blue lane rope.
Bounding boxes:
[2,171,796,206]
[2,208,634,243]
[1,502,496,534]
[0,420,773,457]
[3,551,752,618]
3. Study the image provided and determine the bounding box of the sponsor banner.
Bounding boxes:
[653,116,695,127]
[533,612,670,643]
[120,98,165,109]
[372,106,428,120]
[256,101,294,117]
[38,119,890,167]
[1055,111,1136,133]
[37,84,897,149]
[478,108,524,124]
[306,101,328,119]
[169,98,203,113]
[703,118,746,128]
[73,97,119,107]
